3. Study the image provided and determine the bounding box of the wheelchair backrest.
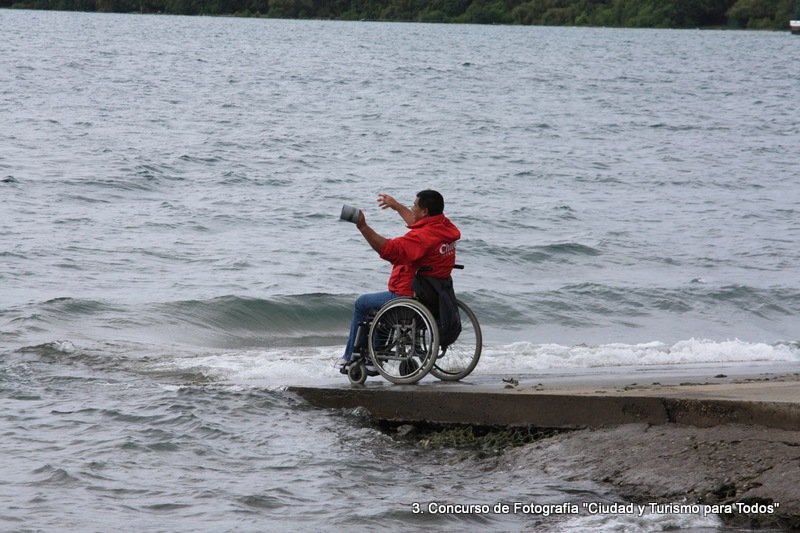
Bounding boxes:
[412,274,461,347]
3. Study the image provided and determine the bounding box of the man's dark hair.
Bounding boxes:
[416,190,444,216]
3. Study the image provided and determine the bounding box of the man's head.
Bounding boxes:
[412,190,444,222]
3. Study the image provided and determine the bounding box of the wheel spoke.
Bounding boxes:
[368,299,439,384]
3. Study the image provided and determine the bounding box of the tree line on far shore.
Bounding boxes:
[3,0,797,30]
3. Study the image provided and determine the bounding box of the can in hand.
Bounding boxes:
[340,205,361,224]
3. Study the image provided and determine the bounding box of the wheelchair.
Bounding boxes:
[344,269,482,385]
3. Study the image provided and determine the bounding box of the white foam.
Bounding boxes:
[474,338,800,375]
[48,340,76,354]
[148,338,799,387]
[553,504,722,532]
[153,346,344,386]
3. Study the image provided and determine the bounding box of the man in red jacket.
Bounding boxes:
[337,190,461,370]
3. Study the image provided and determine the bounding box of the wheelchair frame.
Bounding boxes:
[345,295,482,385]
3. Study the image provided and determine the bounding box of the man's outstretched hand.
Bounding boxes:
[377,193,401,211]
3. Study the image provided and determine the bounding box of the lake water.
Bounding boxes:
[1,9,799,531]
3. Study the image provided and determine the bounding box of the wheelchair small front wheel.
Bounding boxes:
[368,298,439,385]
[347,362,368,385]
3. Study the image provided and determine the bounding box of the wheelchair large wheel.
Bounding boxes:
[430,299,482,381]
[368,298,439,385]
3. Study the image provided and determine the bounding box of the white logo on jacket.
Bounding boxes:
[439,242,456,255]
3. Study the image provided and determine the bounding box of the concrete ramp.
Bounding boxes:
[289,362,800,430]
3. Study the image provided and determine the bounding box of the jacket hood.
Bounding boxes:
[409,213,461,242]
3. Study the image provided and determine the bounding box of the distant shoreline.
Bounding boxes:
[2,0,796,31]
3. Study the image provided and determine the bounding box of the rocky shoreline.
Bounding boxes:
[506,423,800,530]
[294,365,800,529]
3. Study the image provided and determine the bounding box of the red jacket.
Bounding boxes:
[378,214,461,297]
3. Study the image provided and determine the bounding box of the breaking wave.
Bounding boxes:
[4,282,800,351]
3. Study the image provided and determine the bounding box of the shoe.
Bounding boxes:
[334,358,350,375]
